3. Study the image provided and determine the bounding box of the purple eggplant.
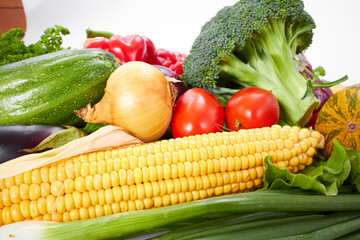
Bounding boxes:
[153,65,187,101]
[0,124,66,163]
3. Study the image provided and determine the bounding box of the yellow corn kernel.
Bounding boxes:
[2,207,13,224]
[98,160,107,174]
[70,208,80,221]
[73,191,82,209]
[46,195,56,214]
[65,162,75,178]
[1,188,13,208]
[89,190,98,206]
[37,198,47,215]
[74,177,86,193]
[98,189,106,205]
[10,203,24,222]
[0,179,5,191]
[80,162,90,177]
[82,192,91,208]
[40,182,51,197]
[57,166,67,182]
[19,200,30,219]
[48,166,57,183]
[51,212,63,222]
[65,194,74,212]
[93,174,102,190]
[13,175,23,187]
[63,212,70,222]
[56,196,65,213]
[9,186,21,204]
[29,200,40,218]
[51,181,64,196]
[307,147,316,157]
[102,173,112,190]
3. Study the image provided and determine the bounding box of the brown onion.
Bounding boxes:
[75,61,176,142]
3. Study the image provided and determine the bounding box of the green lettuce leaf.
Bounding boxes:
[263,139,360,196]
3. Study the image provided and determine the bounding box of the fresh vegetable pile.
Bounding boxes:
[0,0,359,239]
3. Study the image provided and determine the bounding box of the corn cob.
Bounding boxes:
[0,125,324,226]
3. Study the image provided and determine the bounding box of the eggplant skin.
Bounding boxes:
[0,124,65,163]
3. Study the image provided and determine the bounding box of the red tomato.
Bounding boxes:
[171,88,224,138]
[225,87,279,130]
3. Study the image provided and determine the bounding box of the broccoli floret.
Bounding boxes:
[183,0,342,127]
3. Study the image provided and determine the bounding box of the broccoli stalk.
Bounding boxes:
[219,19,318,126]
[183,0,347,127]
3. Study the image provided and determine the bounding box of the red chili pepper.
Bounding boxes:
[84,37,110,51]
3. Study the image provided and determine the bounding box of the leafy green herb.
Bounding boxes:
[0,25,70,66]
[263,139,360,195]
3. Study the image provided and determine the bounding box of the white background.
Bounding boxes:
[22,0,360,86]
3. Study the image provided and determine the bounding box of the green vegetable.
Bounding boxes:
[155,212,317,240]
[0,48,119,127]
[272,214,360,240]
[80,123,108,135]
[182,0,347,126]
[263,139,360,195]
[0,25,70,66]
[86,28,115,38]
[157,212,360,240]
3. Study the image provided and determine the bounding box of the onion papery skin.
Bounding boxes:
[75,61,174,142]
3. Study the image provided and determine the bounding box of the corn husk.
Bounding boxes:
[0,125,142,180]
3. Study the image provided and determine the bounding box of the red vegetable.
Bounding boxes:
[171,88,224,138]
[143,36,157,63]
[108,35,155,63]
[225,87,279,130]
[84,29,186,74]
[84,37,109,51]
[154,48,187,75]
[85,34,156,63]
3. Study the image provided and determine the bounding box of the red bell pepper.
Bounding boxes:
[154,48,187,75]
[108,34,155,63]
[85,34,156,64]
[84,37,110,51]
[143,36,157,64]
[84,29,186,74]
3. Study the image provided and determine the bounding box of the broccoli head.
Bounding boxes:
[183,0,341,127]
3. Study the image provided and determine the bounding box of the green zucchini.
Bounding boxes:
[0,49,119,127]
